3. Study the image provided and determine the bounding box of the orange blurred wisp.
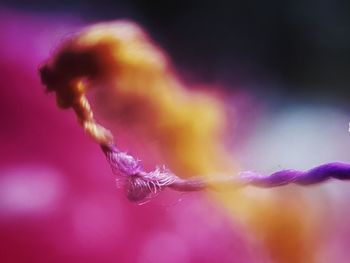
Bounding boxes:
[42,21,323,263]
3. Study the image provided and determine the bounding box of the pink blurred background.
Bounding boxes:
[0,10,261,263]
[2,6,350,263]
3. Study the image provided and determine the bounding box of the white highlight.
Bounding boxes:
[0,165,65,217]
[239,106,350,171]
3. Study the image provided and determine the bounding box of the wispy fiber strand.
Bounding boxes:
[39,21,350,204]
[101,144,350,202]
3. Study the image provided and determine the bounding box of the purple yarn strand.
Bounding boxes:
[239,162,350,187]
[101,144,350,202]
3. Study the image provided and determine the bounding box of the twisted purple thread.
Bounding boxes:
[101,144,350,203]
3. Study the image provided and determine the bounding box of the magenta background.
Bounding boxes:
[3,8,350,263]
[0,10,262,263]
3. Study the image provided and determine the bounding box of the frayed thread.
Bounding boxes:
[102,144,350,203]
[102,144,177,203]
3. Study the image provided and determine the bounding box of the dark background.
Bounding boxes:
[2,0,350,102]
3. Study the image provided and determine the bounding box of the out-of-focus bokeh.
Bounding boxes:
[1,1,350,263]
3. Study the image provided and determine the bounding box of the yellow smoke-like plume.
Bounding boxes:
[40,21,321,263]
